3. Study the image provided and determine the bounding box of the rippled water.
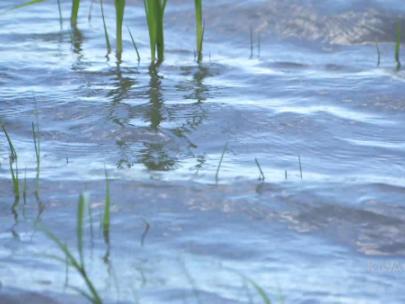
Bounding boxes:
[1,0,405,303]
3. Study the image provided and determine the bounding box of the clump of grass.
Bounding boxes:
[144,0,167,64]
[395,22,401,70]
[43,193,102,303]
[2,126,20,201]
[115,0,126,56]
[194,0,204,62]
[71,0,81,26]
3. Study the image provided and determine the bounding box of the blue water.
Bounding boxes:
[0,0,405,303]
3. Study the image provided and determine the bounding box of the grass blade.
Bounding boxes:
[375,41,381,67]
[100,0,111,54]
[255,158,265,181]
[395,22,401,70]
[215,143,228,182]
[71,0,80,26]
[144,0,166,63]
[2,126,20,200]
[77,193,87,267]
[103,169,111,244]
[57,0,63,28]
[128,27,141,62]
[32,122,41,196]
[194,0,203,62]
[115,0,126,55]
[9,0,48,10]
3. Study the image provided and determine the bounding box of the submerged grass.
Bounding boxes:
[144,0,167,63]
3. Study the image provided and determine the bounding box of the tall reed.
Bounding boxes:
[194,0,204,62]
[115,0,126,55]
[144,0,167,63]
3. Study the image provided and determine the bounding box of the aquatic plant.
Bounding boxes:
[128,27,141,62]
[115,0,126,56]
[144,0,167,63]
[100,0,111,54]
[375,41,381,67]
[395,22,401,70]
[298,155,303,180]
[194,0,204,62]
[103,169,111,244]
[2,126,20,201]
[215,143,228,181]
[43,194,102,303]
[71,0,80,26]
[10,0,209,64]
[57,0,63,28]
[255,158,265,181]
[32,122,41,196]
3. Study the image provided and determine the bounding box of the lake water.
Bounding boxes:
[1,0,405,303]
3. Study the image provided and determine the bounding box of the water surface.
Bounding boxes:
[1,0,405,303]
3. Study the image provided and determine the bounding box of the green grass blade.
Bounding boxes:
[42,226,102,303]
[128,27,141,62]
[114,0,126,55]
[71,0,80,26]
[215,143,228,181]
[248,279,272,304]
[254,158,265,181]
[32,122,41,195]
[9,0,48,10]
[57,0,63,28]
[395,22,401,70]
[2,126,17,162]
[77,193,87,267]
[2,126,20,199]
[194,0,203,62]
[103,169,111,244]
[100,0,111,54]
